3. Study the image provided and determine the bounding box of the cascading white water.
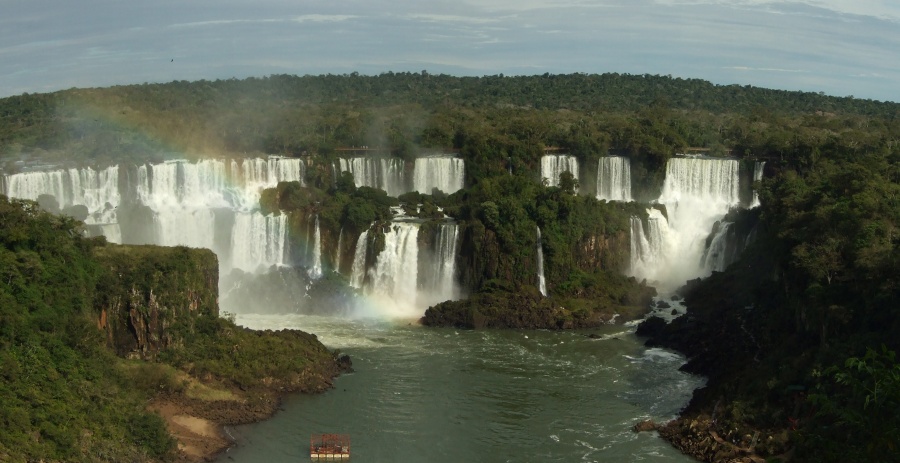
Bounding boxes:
[334,227,344,274]
[308,215,323,279]
[304,215,314,263]
[700,221,734,273]
[596,156,632,202]
[231,212,288,272]
[369,222,421,316]
[229,157,306,211]
[629,209,670,282]
[413,156,465,195]
[3,166,122,240]
[349,220,459,316]
[420,223,460,305]
[434,223,460,301]
[632,157,741,290]
[137,160,228,253]
[750,161,766,208]
[4,166,115,209]
[337,157,407,197]
[536,226,547,296]
[540,155,579,188]
[349,230,370,289]
[4,157,305,273]
[337,156,466,197]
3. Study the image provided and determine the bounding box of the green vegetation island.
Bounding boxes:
[1,72,899,462]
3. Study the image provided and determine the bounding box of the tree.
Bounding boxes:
[558,171,578,195]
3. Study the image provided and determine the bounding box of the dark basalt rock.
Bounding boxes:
[632,419,658,432]
[635,315,667,338]
[337,354,354,373]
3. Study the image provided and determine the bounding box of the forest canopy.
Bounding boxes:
[1,72,898,175]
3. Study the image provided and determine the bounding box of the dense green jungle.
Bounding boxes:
[1,73,899,462]
[0,196,347,461]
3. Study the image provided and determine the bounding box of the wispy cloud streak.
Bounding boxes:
[0,0,898,102]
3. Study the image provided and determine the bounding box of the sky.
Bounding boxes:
[2,0,899,102]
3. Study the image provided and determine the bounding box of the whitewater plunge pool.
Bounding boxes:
[219,315,703,463]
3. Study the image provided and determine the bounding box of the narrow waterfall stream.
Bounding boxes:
[349,229,370,289]
[308,215,323,279]
[334,227,344,274]
[750,161,766,208]
[536,226,547,297]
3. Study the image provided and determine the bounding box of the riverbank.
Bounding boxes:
[148,349,352,461]
[633,269,797,462]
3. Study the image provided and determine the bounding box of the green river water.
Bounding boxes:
[219,314,702,463]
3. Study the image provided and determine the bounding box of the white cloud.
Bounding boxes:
[169,19,281,28]
[725,66,808,73]
[652,0,900,21]
[170,15,357,28]
[290,14,359,23]
[1,0,899,102]
[404,13,501,24]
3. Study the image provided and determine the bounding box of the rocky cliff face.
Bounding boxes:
[93,244,219,358]
[574,229,630,273]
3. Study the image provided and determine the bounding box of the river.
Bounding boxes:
[219,313,702,463]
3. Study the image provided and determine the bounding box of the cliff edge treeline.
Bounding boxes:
[637,148,899,461]
[3,73,899,196]
[0,196,348,462]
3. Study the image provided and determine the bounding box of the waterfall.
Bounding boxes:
[750,161,766,208]
[629,209,670,282]
[540,155,579,188]
[229,157,305,210]
[369,222,421,315]
[305,215,314,264]
[349,230,370,289]
[334,227,344,274]
[308,215,323,279]
[413,156,465,194]
[596,156,632,202]
[421,223,460,305]
[3,166,122,240]
[337,157,407,197]
[637,157,741,290]
[337,156,466,197]
[701,221,737,273]
[331,162,339,189]
[4,157,304,274]
[231,212,288,272]
[536,226,547,296]
[348,221,460,315]
[136,160,227,253]
[433,223,459,301]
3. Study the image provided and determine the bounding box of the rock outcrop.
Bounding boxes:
[93,244,219,357]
